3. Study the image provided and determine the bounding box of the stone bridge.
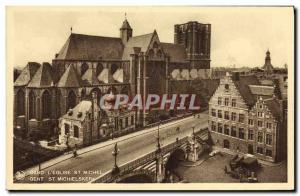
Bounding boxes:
[91,129,209,183]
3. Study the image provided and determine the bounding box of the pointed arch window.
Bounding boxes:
[29,91,36,119]
[56,90,63,117]
[96,63,104,76]
[16,90,25,116]
[111,64,118,74]
[148,49,154,59]
[157,50,162,58]
[67,90,77,110]
[81,62,88,76]
[42,90,51,119]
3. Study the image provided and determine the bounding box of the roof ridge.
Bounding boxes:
[71,33,121,40]
[56,33,124,60]
[161,42,183,46]
[131,32,154,38]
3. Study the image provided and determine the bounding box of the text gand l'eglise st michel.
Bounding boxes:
[13,16,287,173]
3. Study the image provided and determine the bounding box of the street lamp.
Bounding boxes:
[191,126,198,162]
[111,142,120,175]
[156,121,161,153]
[192,126,195,141]
[155,121,163,182]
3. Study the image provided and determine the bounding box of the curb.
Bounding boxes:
[14,115,202,180]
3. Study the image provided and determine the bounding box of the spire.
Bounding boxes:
[120,13,132,44]
[71,26,73,34]
[120,18,132,30]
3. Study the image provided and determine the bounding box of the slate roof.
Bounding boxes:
[248,85,274,97]
[161,42,186,62]
[14,62,41,86]
[232,75,261,108]
[122,32,154,60]
[98,68,115,84]
[113,68,124,83]
[57,64,83,87]
[62,100,95,121]
[56,33,124,61]
[264,98,282,120]
[120,19,132,30]
[81,68,101,86]
[27,63,56,88]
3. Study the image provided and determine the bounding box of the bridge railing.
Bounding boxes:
[91,137,188,183]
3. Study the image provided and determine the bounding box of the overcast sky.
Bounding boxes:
[7,6,294,68]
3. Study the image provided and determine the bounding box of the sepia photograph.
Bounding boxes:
[6,6,294,191]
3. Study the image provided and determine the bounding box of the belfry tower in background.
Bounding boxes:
[262,50,274,75]
[174,21,211,69]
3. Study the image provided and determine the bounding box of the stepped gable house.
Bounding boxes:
[208,72,287,162]
[14,18,212,139]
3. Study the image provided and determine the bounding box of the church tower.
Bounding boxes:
[120,15,132,45]
[174,21,211,69]
[262,50,274,75]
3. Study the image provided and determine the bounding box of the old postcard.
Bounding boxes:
[6,6,294,191]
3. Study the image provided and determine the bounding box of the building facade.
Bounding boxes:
[13,18,212,141]
[59,99,101,147]
[208,72,286,162]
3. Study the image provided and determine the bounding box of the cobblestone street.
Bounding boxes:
[175,153,287,183]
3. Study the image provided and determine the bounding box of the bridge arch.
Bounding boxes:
[165,148,186,172]
[116,169,155,183]
[164,147,186,182]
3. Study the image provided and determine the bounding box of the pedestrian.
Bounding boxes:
[73,144,78,158]
[224,165,228,174]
